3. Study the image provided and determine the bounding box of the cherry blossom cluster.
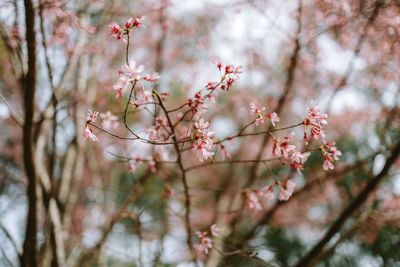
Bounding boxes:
[109,16,145,43]
[302,104,342,171]
[146,117,170,141]
[192,119,215,162]
[272,132,311,174]
[246,179,296,211]
[303,103,327,143]
[195,224,220,254]
[321,141,342,171]
[185,61,243,161]
[188,60,243,120]
[113,59,160,102]
[250,103,280,126]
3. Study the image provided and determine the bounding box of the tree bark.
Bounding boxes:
[21,0,38,266]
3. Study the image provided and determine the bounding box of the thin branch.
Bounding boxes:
[0,220,22,258]
[153,90,198,264]
[215,122,304,145]
[0,92,24,126]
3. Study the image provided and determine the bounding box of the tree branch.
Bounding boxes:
[21,0,38,266]
[294,140,400,267]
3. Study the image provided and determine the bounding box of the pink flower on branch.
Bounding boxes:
[210,224,220,237]
[263,186,276,201]
[129,155,143,173]
[113,75,129,100]
[83,126,98,142]
[86,109,98,123]
[321,142,341,171]
[266,112,280,127]
[325,141,342,160]
[100,111,118,129]
[134,88,152,108]
[109,23,124,41]
[108,16,145,43]
[246,191,262,211]
[143,72,160,83]
[225,64,243,75]
[132,16,145,28]
[195,231,213,254]
[122,60,144,81]
[192,119,215,162]
[322,152,335,171]
[303,103,328,142]
[250,103,265,114]
[220,144,230,160]
[278,179,296,201]
[255,116,265,126]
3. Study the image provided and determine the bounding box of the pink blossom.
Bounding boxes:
[266,112,280,126]
[322,142,341,170]
[195,231,213,254]
[308,103,328,125]
[325,141,342,160]
[255,116,265,126]
[210,224,220,237]
[83,126,99,142]
[206,82,219,90]
[250,102,265,114]
[122,60,144,80]
[197,237,212,254]
[220,145,230,160]
[133,16,145,28]
[289,151,310,174]
[192,118,215,161]
[260,186,275,202]
[272,133,296,158]
[109,23,124,41]
[159,92,170,102]
[290,151,310,164]
[143,72,160,82]
[86,109,98,122]
[225,64,243,75]
[100,111,118,129]
[303,103,328,142]
[194,118,209,133]
[224,77,237,91]
[246,191,262,211]
[146,117,170,141]
[193,140,214,162]
[113,75,129,100]
[125,17,133,28]
[129,156,142,173]
[279,179,296,201]
[212,58,222,71]
[322,152,335,171]
[116,88,123,100]
[135,88,152,107]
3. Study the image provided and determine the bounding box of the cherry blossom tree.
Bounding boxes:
[0,0,399,266]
